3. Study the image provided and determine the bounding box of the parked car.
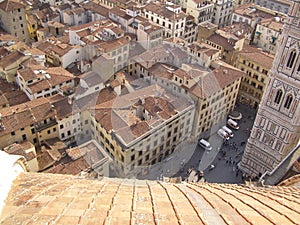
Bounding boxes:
[208,164,215,171]
[222,126,233,138]
[217,128,230,140]
[198,139,212,151]
[227,119,239,130]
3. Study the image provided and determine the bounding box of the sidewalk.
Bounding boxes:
[139,141,198,180]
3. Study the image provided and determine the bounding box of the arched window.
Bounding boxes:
[274,89,283,104]
[284,94,293,109]
[297,63,300,73]
[286,50,297,68]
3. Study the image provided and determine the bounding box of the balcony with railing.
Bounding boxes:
[35,119,57,132]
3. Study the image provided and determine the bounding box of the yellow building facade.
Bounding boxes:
[0,98,59,149]
[234,45,274,109]
[86,85,195,178]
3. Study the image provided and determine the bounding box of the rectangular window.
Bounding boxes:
[138,159,142,166]
[167,131,171,138]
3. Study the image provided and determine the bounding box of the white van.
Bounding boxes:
[198,139,212,151]
[217,128,230,140]
[222,126,233,138]
[227,119,239,130]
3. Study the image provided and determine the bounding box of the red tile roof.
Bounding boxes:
[3,141,35,160]
[1,172,299,224]
[237,44,275,68]
[190,64,243,99]
[0,97,56,136]
[206,33,235,51]
[0,0,25,12]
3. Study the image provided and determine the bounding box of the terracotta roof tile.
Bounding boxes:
[0,51,27,68]
[92,85,191,144]
[189,64,243,99]
[3,173,298,224]
[4,141,35,161]
[81,1,109,17]
[0,0,25,12]
[144,2,187,20]
[238,44,275,68]
[100,36,130,53]
[0,97,56,136]
[49,95,73,119]
[207,33,235,51]
[18,67,75,94]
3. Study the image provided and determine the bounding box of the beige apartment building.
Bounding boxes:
[252,17,284,54]
[234,44,275,109]
[143,2,187,39]
[0,0,30,43]
[149,62,242,137]
[129,57,243,139]
[17,66,75,100]
[0,97,59,149]
[128,41,242,138]
[211,0,234,28]
[0,50,30,83]
[87,84,195,177]
[205,29,245,64]
[184,0,214,24]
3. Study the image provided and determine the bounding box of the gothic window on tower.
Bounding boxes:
[274,89,283,104]
[283,94,293,109]
[256,129,262,139]
[286,49,297,69]
[297,62,300,74]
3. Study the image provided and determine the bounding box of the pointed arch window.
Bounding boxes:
[286,50,297,68]
[284,94,293,109]
[274,89,283,104]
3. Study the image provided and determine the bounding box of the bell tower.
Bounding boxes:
[239,0,300,176]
